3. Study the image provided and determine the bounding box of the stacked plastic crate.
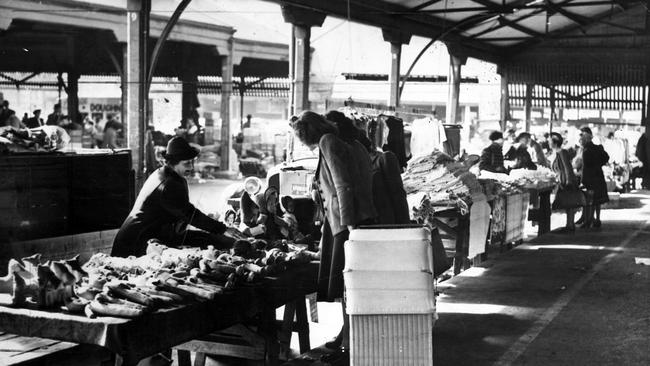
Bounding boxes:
[344,226,436,366]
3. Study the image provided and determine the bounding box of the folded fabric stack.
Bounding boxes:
[403,151,483,204]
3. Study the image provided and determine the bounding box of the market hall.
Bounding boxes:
[0,0,649,365]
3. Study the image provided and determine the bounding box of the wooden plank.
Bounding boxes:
[5,340,77,365]
[0,333,20,342]
[175,339,265,360]
[0,335,58,352]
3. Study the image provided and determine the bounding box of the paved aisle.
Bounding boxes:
[435,192,650,366]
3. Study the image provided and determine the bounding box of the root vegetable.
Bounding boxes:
[64,297,88,313]
[107,283,156,307]
[75,286,101,301]
[49,261,75,285]
[89,295,147,318]
[64,255,88,283]
[140,286,184,303]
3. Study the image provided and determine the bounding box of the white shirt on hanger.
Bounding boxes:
[409,117,447,158]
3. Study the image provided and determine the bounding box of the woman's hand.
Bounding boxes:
[347,225,356,232]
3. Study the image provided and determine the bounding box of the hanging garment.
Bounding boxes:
[409,117,447,158]
[380,115,408,170]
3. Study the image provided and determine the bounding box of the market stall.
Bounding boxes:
[0,149,133,244]
[0,241,318,366]
[404,151,489,274]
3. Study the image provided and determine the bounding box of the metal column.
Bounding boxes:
[293,25,311,113]
[382,29,411,108]
[500,73,509,131]
[524,84,534,132]
[446,54,465,125]
[126,0,150,189]
[281,6,325,114]
[220,37,234,172]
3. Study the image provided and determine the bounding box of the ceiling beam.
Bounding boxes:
[545,2,590,26]
[510,1,644,52]
[481,32,646,41]
[546,1,643,33]
[275,0,503,62]
[411,0,443,11]
[470,0,576,39]
[498,16,543,37]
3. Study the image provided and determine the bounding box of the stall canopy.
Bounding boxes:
[268,0,648,66]
[269,0,650,123]
[0,0,289,79]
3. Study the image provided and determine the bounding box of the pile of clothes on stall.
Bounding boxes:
[0,240,312,319]
[402,150,484,204]
[479,167,557,192]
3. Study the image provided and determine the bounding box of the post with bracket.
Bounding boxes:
[445,44,467,125]
[281,6,326,114]
[382,29,411,108]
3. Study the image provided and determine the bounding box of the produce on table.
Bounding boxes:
[0,238,314,319]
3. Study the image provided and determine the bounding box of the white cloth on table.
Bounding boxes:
[468,197,490,258]
[410,117,447,158]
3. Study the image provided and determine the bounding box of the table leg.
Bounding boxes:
[454,215,471,274]
[177,349,192,366]
[279,301,296,358]
[295,297,310,353]
[538,191,552,235]
[101,354,138,366]
[261,305,279,366]
[194,352,207,366]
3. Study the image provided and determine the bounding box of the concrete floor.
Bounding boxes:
[434,191,650,366]
[182,183,650,366]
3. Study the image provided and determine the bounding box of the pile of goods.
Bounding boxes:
[508,167,557,189]
[0,239,312,319]
[0,126,69,153]
[480,168,557,192]
[403,151,484,207]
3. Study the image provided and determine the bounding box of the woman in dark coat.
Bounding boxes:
[112,137,233,257]
[549,133,581,232]
[577,127,609,228]
[326,110,409,225]
[292,111,376,361]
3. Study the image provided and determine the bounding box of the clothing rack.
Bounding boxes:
[343,99,436,118]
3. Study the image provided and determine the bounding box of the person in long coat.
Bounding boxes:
[549,132,581,232]
[112,137,233,257]
[326,110,409,225]
[292,111,376,362]
[635,132,650,189]
[576,127,609,228]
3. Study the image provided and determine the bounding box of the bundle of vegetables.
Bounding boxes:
[0,238,314,319]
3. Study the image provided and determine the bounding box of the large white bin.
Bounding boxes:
[344,226,436,366]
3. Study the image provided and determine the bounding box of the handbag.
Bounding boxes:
[552,187,586,210]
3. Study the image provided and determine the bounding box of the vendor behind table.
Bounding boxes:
[111,136,234,257]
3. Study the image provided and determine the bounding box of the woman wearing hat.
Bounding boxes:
[479,131,507,173]
[111,136,233,257]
